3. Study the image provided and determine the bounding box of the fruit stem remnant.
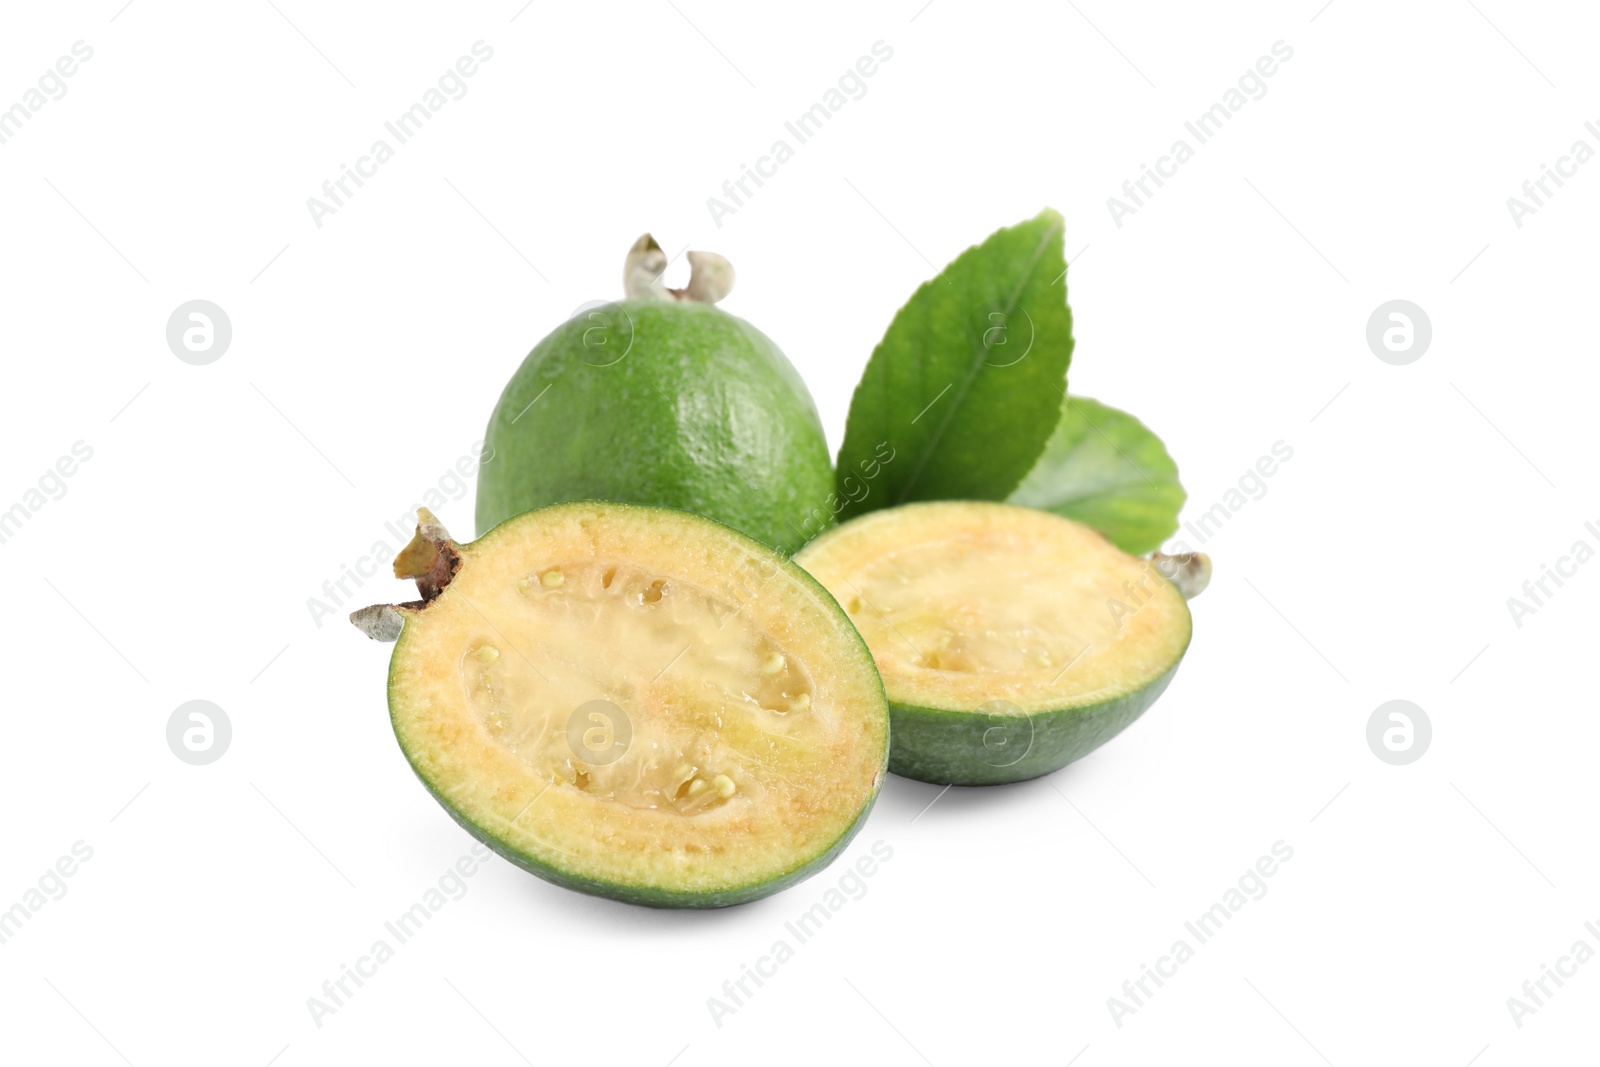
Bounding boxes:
[1151,552,1212,600]
[623,233,735,305]
[350,509,463,643]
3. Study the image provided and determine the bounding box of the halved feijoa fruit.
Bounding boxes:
[353,503,889,907]
[795,501,1207,786]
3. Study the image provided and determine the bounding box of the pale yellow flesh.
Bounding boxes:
[795,502,1191,715]
[388,506,886,895]
[463,558,816,813]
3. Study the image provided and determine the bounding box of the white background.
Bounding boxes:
[1,1,1595,1063]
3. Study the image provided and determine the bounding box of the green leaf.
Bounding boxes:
[833,209,1075,521]
[1008,396,1186,555]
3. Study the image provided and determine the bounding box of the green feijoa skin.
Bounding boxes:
[476,236,834,555]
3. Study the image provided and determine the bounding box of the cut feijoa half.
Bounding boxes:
[794,501,1208,786]
[353,503,889,907]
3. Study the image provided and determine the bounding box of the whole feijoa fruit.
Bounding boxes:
[475,236,833,554]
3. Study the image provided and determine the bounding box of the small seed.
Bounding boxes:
[712,774,735,798]
[541,569,565,588]
[761,651,786,676]
[474,645,500,663]
[789,693,811,713]
[517,577,531,593]
[686,778,707,796]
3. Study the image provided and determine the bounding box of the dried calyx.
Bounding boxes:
[1150,552,1212,600]
[622,234,735,304]
[349,509,461,642]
